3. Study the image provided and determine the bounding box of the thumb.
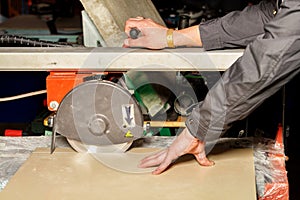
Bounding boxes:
[124,38,144,48]
[194,152,215,167]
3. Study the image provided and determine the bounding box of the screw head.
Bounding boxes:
[49,101,59,110]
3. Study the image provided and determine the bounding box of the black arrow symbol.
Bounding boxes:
[125,106,133,125]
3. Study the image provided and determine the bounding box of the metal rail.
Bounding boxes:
[0,47,243,71]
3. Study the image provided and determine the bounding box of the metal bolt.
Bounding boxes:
[49,101,59,110]
[47,115,54,127]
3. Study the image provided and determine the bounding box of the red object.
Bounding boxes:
[4,129,23,137]
[46,71,85,111]
[259,124,289,200]
[46,71,109,111]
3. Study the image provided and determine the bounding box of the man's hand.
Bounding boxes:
[124,17,168,49]
[139,128,214,175]
[124,17,203,49]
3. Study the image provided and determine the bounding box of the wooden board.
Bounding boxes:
[0,147,256,200]
[80,0,164,47]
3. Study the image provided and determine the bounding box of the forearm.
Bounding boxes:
[186,0,300,142]
[172,0,276,49]
[124,1,275,49]
[200,0,276,50]
[173,25,202,47]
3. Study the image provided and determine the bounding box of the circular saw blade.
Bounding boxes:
[67,138,133,153]
[53,80,143,152]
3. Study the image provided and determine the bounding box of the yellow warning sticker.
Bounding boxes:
[125,130,134,138]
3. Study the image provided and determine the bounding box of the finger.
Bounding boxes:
[141,149,166,162]
[139,150,166,168]
[125,25,141,35]
[194,152,215,166]
[124,18,144,33]
[128,16,144,21]
[152,154,174,175]
[123,39,130,47]
[135,16,144,20]
[123,38,145,48]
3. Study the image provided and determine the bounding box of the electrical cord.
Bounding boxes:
[0,90,47,102]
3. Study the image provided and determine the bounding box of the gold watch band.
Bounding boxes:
[166,29,175,48]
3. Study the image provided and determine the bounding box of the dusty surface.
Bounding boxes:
[0,146,256,200]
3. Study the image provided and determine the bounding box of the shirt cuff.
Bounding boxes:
[185,102,207,141]
[199,18,223,50]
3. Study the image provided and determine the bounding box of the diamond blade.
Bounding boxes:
[67,138,133,153]
[53,80,143,149]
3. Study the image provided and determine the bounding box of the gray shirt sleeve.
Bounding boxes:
[200,0,276,50]
[186,0,300,142]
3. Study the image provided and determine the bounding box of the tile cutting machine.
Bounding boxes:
[0,0,243,153]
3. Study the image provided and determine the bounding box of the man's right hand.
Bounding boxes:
[139,128,214,175]
[124,17,169,49]
[124,17,203,49]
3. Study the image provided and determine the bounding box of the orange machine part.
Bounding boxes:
[46,72,88,111]
[46,71,121,111]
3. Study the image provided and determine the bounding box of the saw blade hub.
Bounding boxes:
[88,114,110,136]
